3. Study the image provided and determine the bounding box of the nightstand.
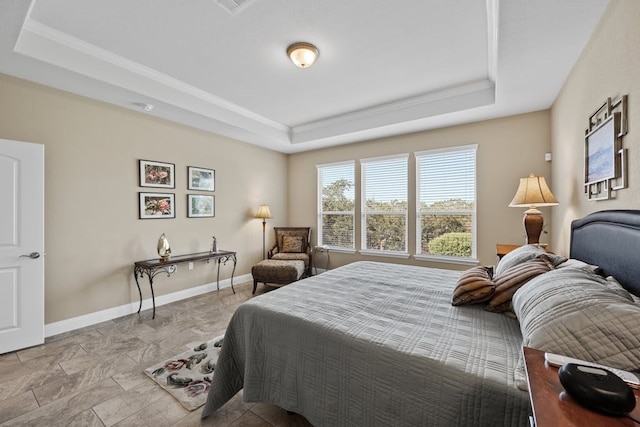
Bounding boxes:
[523,346,640,426]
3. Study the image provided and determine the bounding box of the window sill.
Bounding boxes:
[322,247,357,254]
[413,254,479,267]
[359,250,410,259]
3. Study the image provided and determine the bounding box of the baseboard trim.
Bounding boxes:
[44,273,252,338]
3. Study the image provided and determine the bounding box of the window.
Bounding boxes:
[317,161,355,249]
[416,145,477,260]
[361,154,408,254]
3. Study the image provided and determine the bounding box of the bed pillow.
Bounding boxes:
[486,254,554,314]
[281,235,305,253]
[513,267,640,371]
[495,244,566,276]
[451,266,495,306]
[556,258,600,273]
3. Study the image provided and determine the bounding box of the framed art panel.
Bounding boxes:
[188,194,215,218]
[584,113,620,185]
[188,166,215,191]
[139,192,175,219]
[139,160,175,188]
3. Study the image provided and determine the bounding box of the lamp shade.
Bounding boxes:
[255,204,272,219]
[287,42,318,68]
[509,174,558,209]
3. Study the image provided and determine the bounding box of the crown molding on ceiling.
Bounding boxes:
[291,79,495,144]
[14,13,498,150]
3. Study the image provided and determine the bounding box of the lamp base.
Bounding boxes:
[523,211,544,244]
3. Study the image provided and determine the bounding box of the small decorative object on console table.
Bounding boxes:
[211,235,217,253]
[133,250,237,319]
[157,233,171,261]
[509,174,558,244]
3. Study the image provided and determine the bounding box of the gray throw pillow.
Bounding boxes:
[513,267,640,371]
[495,244,566,276]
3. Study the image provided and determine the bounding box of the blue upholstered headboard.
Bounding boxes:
[571,210,640,297]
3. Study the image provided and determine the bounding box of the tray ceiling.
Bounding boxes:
[0,0,610,153]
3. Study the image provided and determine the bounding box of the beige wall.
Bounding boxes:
[550,0,640,256]
[288,110,554,269]
[0,73,287,324]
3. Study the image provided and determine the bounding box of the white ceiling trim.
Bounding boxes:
[485,0,499,82]
[13,8,499,149]
[291,79,495,144]
[15,17,290,141]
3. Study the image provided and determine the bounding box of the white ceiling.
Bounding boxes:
[0,0,610,153]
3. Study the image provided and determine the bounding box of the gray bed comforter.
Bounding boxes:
[202,261,530,426]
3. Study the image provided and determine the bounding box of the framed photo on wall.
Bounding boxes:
[187,194,215,218]
[139,192,175,219]
[584,112,621,185]
[139,160,175,188]
[188,166,215,191]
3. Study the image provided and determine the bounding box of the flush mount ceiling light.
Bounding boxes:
[287,42,319,69]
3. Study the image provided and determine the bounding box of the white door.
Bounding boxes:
[0,138,44,354]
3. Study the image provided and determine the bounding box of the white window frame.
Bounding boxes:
[317,161,356,252]
[414,145,478,266]
[360,153,409,258]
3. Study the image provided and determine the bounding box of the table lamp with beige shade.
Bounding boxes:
[509,173,559,244]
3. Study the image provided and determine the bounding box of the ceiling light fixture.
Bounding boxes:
[287,42,319,69]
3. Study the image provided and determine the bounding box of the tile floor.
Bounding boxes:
[0,281,313,426]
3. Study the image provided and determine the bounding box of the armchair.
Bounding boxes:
[268,227,312,277]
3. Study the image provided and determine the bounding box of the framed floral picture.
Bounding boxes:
[139,160,175,188]
[139,192,175,219]
[187,194,215,218]
[188,166,215,191]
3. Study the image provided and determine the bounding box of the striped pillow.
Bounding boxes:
[486,254,554,313]
[451,266,495,306]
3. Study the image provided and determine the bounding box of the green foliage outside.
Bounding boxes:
[428,232,472,257]
[322,179,473,257]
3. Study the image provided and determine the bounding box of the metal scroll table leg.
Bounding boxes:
[149,276,156,319]
[134,269,143,314]
[215,255,237,294]
[230,254,236,294]
[216,260,221,291]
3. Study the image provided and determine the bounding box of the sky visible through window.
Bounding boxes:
[321,151,475,205]
[419,150,475,206]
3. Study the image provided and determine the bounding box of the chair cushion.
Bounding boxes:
[282,235,305,253]
[272,252,310,267]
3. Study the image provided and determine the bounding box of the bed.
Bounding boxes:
[202,210,640,426]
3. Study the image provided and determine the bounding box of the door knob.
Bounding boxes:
[20,252,40,259]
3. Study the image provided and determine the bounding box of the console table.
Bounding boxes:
[133,250,237,319]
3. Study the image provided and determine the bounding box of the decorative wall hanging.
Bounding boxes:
[139,192,176,219]
[584,95,628,201]
[187,194,215,218]
[188,166,215,191]
[139,160,175,189]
